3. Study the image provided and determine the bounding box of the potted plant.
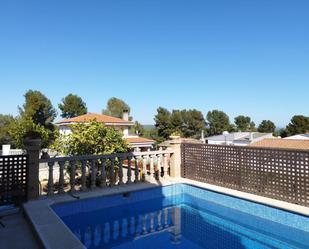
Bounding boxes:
[22,130,42,147]
[23,130,42,141]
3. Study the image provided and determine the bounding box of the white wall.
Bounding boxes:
[59,125,72,135]
[59,124,130,137]
[207,140,245,146]
[284,135,309,140]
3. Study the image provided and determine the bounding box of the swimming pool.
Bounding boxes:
[52,184,309,249]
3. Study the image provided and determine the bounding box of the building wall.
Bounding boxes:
[207,140,250,146]
[207,133,274,146]
[285,135,309,140]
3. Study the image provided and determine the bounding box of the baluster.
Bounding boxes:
[163,153,169,179]
[158,147,163,178]
[81,160,87,191]
[142,156,147,182]
[157,154,162,179]
[101,158,106,187]
[134,216,140,236]
[118,157,124,185]
[69,160,76,192]
[130,217,135,235]
[142,214,148,235]
[150,212,155,232]
[58,161,65,194]
[110,158,115,186]
[150,155,155,180]
[127,156,132,184]
[90,160,96,189]
[157,210,162,230]
[164,208,169,228]
[134,156,139,183]
[47,162,54,195]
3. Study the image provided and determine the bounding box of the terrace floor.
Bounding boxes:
[0,210,40,249]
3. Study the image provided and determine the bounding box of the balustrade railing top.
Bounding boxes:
[39,149,173,163]
[39,149,174,196]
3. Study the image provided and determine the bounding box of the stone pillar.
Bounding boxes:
[170,207,182,244]
[168,138,182,178]
[24,138,41,201]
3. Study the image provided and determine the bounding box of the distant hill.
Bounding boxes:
[143,125,155,130]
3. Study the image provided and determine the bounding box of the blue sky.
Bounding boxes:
[0,0,308,127]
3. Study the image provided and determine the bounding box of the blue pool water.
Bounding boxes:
[52,184,309,249]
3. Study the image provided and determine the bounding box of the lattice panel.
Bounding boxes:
[181,143,309,207]
[0,155,28,206]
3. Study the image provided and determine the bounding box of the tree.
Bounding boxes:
[155,108,206,140]
[180,109,205,138]
[133,121,145,136]
[258,120,276,133]
[206,110,231,136]
[234,115,256,131]
[102,97,131,119]
[58,94,87,118]
[143,127,161,142]
[8,118,49,148]
[19,90,57,127]
[284,115,309,137]
[154,107,172,140]
[170,110,183,134]
[0,114,15,145]
[53,121,129,156]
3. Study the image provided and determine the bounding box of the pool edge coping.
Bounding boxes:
[23,178,309,249]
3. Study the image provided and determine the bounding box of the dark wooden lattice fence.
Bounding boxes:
[0,155,28,206]
[181,143,309,207]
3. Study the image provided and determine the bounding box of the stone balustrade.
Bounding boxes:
[39,149,174,196]
[73,206,179,248]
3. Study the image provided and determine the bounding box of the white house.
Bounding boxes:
[56,111,155,151]
[205,132,274,146]
[284,134,309,140]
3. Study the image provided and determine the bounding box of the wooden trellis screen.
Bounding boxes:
[0,155,28,206]
[181,143,309,207]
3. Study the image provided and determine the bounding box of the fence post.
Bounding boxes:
[167,139,182,178]
[24,138,41,201]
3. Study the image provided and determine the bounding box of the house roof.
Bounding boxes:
[284,134,309,140]
[250,138,309,151]
[126,137,155,144]
[206,132,271,142]
[56,113,134,126]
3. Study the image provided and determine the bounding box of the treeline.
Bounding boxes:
[0,90,135,148]
[1,90,309,148]
[153,107,309,141]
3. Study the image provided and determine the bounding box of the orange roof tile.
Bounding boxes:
[56,113,133,125]
[250,138,309,151]
[126,137,155,144]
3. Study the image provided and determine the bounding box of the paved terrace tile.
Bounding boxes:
[0,210,40,249]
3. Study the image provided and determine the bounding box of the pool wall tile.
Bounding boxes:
[180,184,309,232]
